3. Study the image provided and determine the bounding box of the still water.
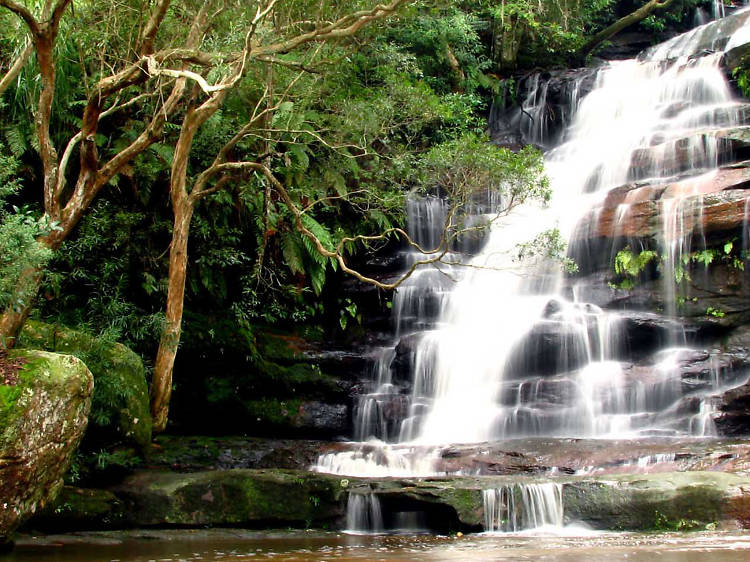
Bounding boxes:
[8,529,750,561]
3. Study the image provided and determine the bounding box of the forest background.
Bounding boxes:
[0,0,719,447]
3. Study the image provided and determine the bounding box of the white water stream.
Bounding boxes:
[314,9,750,492]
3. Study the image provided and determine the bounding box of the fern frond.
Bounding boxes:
[281,231,305,275]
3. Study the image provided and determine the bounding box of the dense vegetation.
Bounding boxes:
[0,0,727,439]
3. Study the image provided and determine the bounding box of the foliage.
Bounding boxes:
[417,133,550,207]
[733,67,750,100]
[516,228,578,273]
[0,143,53,323]
[611,239,746,314]
[614,246,659,277]
[385,5,492,95]
[40,199,167,354]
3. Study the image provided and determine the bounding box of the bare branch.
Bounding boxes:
[56,92,154,196]
[579,0,675,57]
[0,40,32,97]
[139,0,173,55]
[145,55,234,94]
[255,0,408,57]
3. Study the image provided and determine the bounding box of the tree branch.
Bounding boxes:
[0,40,32,97]
[0,0,40,34]
[579,0,675,58]
[139,0,173,55]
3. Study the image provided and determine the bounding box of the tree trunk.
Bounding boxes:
[579,0,674,58]
[444,44,465,93]
[150,198,194,433]
[493,14,524,71]
[0,299,33,350]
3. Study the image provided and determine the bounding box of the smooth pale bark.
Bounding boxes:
[150,199,193,432]
[0,41,33,97]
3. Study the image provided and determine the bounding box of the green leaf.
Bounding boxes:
[281,232,305,275]
[289,145,309,171]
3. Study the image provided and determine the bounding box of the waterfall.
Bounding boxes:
[314,9,750,478]
[483,483,564,532]
[345,493,384,534]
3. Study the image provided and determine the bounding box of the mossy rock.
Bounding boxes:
[0,350,93,544]
[112,469,348,527]
[32,486,125,531]
[18,321,152,450]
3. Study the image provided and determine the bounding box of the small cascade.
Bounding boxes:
[345,493,384,534]
[314,444,441,477]
[712,0,726,20]
[353,348,399,442]
[483,483,564,533]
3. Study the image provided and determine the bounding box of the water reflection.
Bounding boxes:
[8,529,750,561]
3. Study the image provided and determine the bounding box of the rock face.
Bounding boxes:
[0,350,94,545]
[27,467,750,533]
[489,67,599,150]
[111,469,348,527]
[18,321,152,450]
[571,159,750,253]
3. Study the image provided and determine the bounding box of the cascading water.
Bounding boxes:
[315,9,750,479]
[345,493,384,534]
[483,483,564,533]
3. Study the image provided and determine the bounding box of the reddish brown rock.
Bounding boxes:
[573,163,750,241]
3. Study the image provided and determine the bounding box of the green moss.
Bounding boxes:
[243,398,304,425]
[0,354,37,442]
[18,321,152,449]
[0,350,93,538]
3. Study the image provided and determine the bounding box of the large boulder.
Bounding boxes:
[0,350,93,546]
[18,321,152,450]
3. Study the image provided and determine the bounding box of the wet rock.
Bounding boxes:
[505,321,591,377]
[0,350,94,546]
[567,265,750,334]
[653,348,750,393]
[489,68,599,150]
[142,436,338,472]
[716,382,750,436]
[563,472,732,530]
[240,398,350,440]
[32,487,125,532]
[354,392,410,441]
[295,402,348,434]
[573,164,750,244]
[614,313,689,360]
[392,333,422,384]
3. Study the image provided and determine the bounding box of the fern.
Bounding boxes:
[301,234,327,267]
[4,125,28,157]
[281,231,305,275]
[301,214,334,252]
[308,262,326,295]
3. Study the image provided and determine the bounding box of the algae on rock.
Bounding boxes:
[0,350,93,545]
